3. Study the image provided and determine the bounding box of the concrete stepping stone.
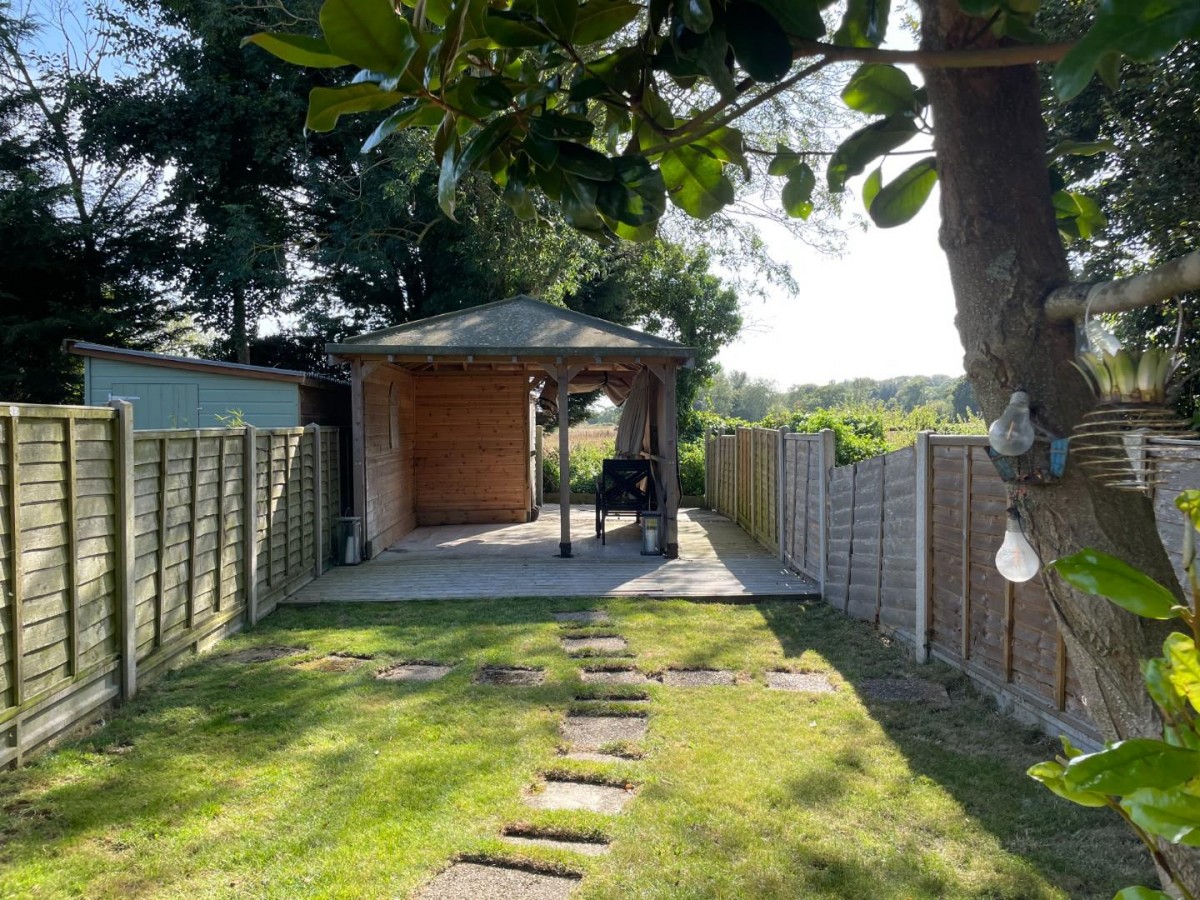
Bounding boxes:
[767,671,836,693]
[554,611,611,624]
[474,666,545,686]
[860,678,951,708]
[580,667,650,685]
[661,669,735,687]
[376,662,452,682]
[561,715,647,751]
[500,831,610,857]
[562,636,628,654]
[526,779,635,814]
[414,862,579,900]
[574,693,650,704]
[563,751,638,763]
[224,646,304,663]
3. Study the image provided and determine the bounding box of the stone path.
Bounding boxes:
[414,862,579,900]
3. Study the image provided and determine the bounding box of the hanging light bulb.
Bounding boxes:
[996,509,1040,582]
[988,391,1036,457]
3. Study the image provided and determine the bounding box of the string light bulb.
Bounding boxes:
[996,508,1040,582]
[988,391,1036,457]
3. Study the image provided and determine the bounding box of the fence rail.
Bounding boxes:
[1,404,340,768]
[706,427,1200,749]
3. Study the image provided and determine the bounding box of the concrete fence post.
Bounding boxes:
[914,431,933,664]
[109,400,137,701]
[777,427,789,563]
[243,425,259,626]
[818,428,835,595]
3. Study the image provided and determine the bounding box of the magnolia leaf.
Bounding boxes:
[679,0,714,33]
[574,0,641,43]
[868,156,938,228]
[768,143,802,176]
[747,0,825,40]
[241,33,350,68]
[361,100,443,151]
[1064,739,1200,795]
[834,0,890,47]
[660,145,734,218]
[727,3,792,83]
[320,0,419,74]
[1047,138,1118,162]
[1113,889,1173,900]
[536,0,578,41]
[781,163,815,219]
[827,113,918,192]
[1165,633,1200,714]
[454,116,515,183]
[1122,786,1200,845]
[862,166,882,209]
[437,125,461,220]
[1177,490,1200,531]
[484,9,554,47]
[841,64,917,116]
[694,126,748,178]
[1027,760,1110,808]
[559,171,606,230]
[1143,657,1189,719]
[558,142,616,180]
[1050,548,1180,620]
[306,83,406,132]
[689,24,739,101]
[596,155,667,227]
[529,111,595,142]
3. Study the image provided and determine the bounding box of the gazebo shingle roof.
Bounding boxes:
[327,295,695,359]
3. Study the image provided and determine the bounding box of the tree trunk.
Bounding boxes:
[232,286,251,365]
[917,0,1198,888]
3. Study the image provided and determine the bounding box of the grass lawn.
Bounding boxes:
[0,599,1153,899]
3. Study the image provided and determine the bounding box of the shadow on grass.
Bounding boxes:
[755,600,1153,899]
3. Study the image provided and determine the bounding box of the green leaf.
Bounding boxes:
[596,155,667,227]
[1047,139,1118,162]
[957,0,998,15]
[1027,760,1111,808]
[768,144,802,176]
[1113,889,1173,900]
[1064,739,1200,795]
[1165,633,1200,714]
[529,111,595,142]
[537,0,578,40]
[834,0,890,47]
[862,166,882,209]
[574,0,641,43]
[727,3,793,83]
[319,0,419,74]
[1144,657,1189,719]
[679,0,714,33]
[694,126,748,177]
[688,24,739,101]
[241,33,350,68]
[559,171,606,230]
[455,115,515,182]
[1050,548,1180,620]
[660,145,734,218]
[1054,0,1200,100]
[484,9,554,47]
[748,0,826,40]
[1122,786,1200,845]
[523,133,560,169]
[1178,490,1200,531]
[781,163,815,219]
[841,64,917,116]
[868,156,937,227]
[827,113,918,192]
[558,142,616,180]
[471,76,516,110]
[361,99,443,151]
[306,83,406,132]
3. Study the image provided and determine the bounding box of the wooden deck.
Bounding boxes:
[284,507,819,603]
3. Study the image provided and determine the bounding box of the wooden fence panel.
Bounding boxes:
[1,408,342,769]
[929,443,966,657]
[825,466,854,610]
[846,457,883,623]
[879,451,916,638]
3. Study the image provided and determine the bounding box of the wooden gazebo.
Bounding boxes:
[327,296,696,559]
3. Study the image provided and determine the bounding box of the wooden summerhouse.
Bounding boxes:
[328,296,695,559]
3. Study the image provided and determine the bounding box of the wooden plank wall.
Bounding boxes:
[0,405,341,769]
[363,365,416,554]
[413,374,530,527]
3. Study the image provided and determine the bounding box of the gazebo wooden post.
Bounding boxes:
[661,364,679,558]
[557,364,572,558]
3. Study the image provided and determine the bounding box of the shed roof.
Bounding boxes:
[327,295,696,360]
[64,341,347,388]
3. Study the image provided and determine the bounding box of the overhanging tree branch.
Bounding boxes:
[1045,250,1200,320]
[791,38,1075,69]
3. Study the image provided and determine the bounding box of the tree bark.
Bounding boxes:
[918,1,1198,888]
[232,286,251,365]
